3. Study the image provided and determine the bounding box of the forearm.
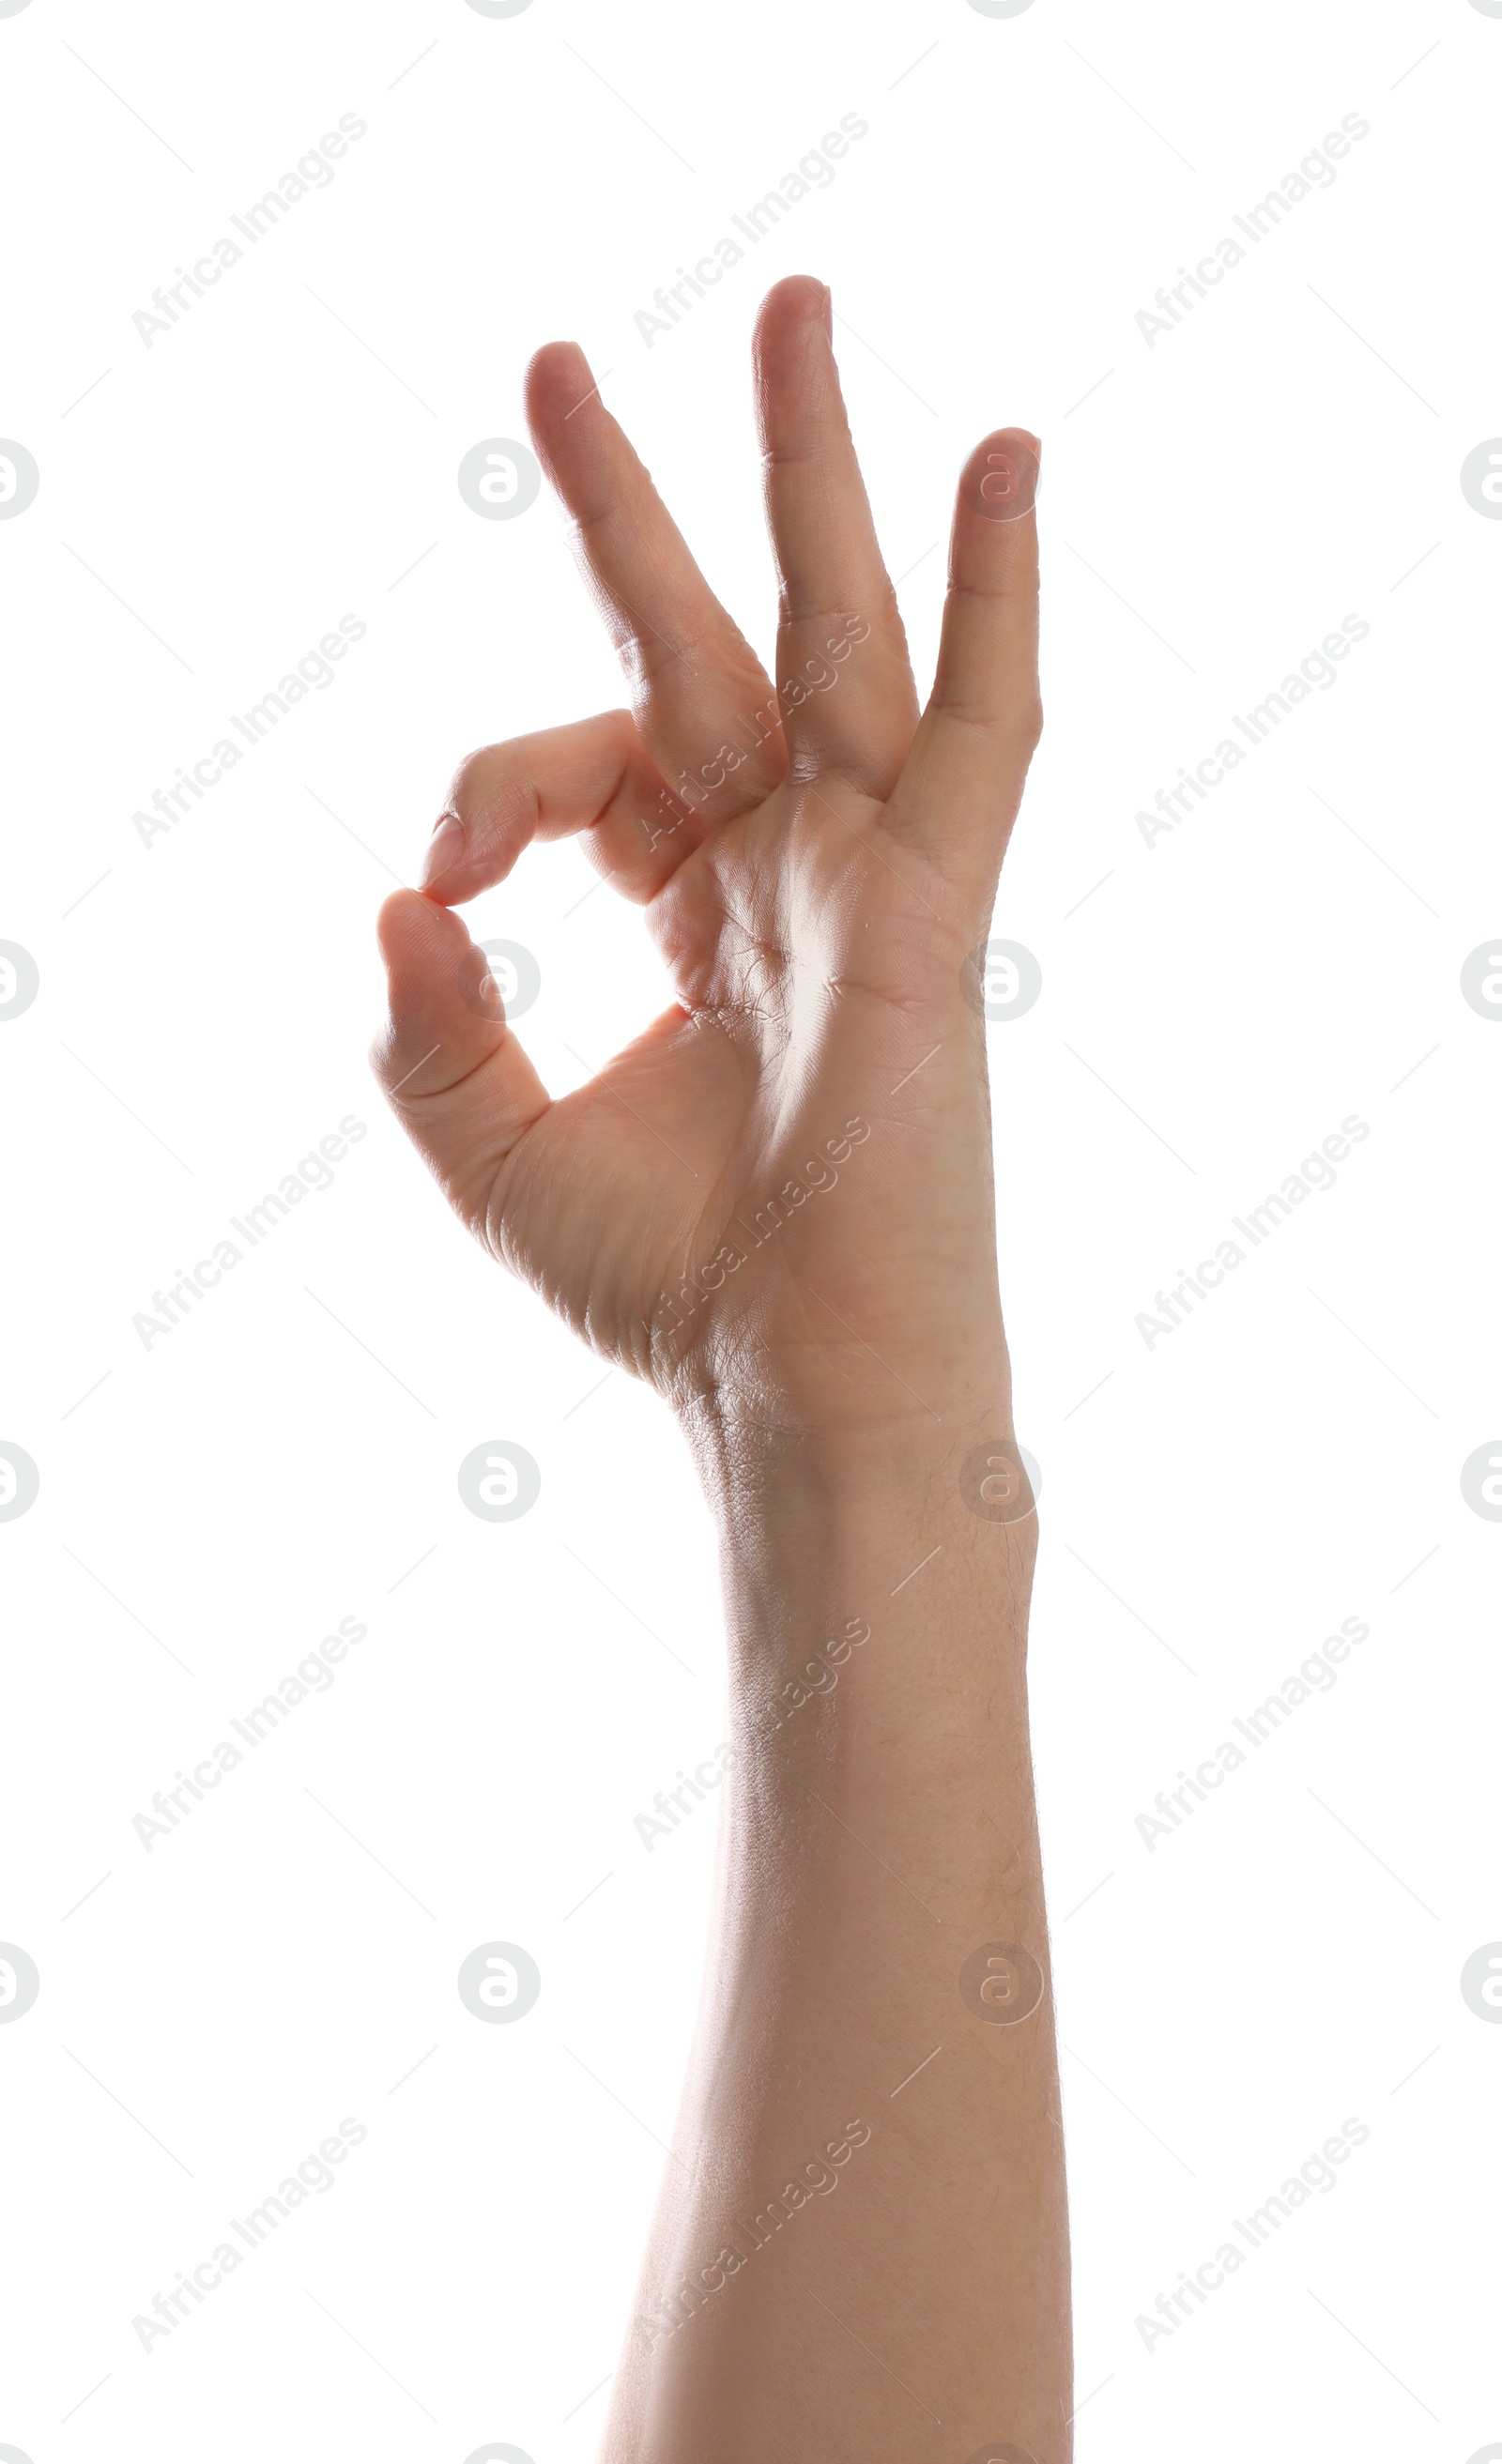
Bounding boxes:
[604,1414,1071,2463]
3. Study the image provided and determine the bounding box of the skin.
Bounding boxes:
[374,276,1069,2461]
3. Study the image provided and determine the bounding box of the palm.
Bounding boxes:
[496,776,968,1414]
[375,281,1041,1435]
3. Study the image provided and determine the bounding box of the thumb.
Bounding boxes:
[371,890,551,1242]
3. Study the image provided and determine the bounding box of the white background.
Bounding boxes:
[1,0,1499,2456]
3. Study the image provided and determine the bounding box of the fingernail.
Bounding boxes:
[975,431,1041,524]
[421,812,464,888]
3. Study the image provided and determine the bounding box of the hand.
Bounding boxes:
[372,276,1042,1456]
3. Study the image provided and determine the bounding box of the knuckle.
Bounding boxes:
[447,742,540,836]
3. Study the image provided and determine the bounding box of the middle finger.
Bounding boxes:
[527,342,789,822]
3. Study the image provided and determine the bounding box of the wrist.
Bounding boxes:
[675,1390,1038,1741]
[671,1354,1021,1505]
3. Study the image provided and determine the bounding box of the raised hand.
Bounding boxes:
[373,275,1041,1456]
